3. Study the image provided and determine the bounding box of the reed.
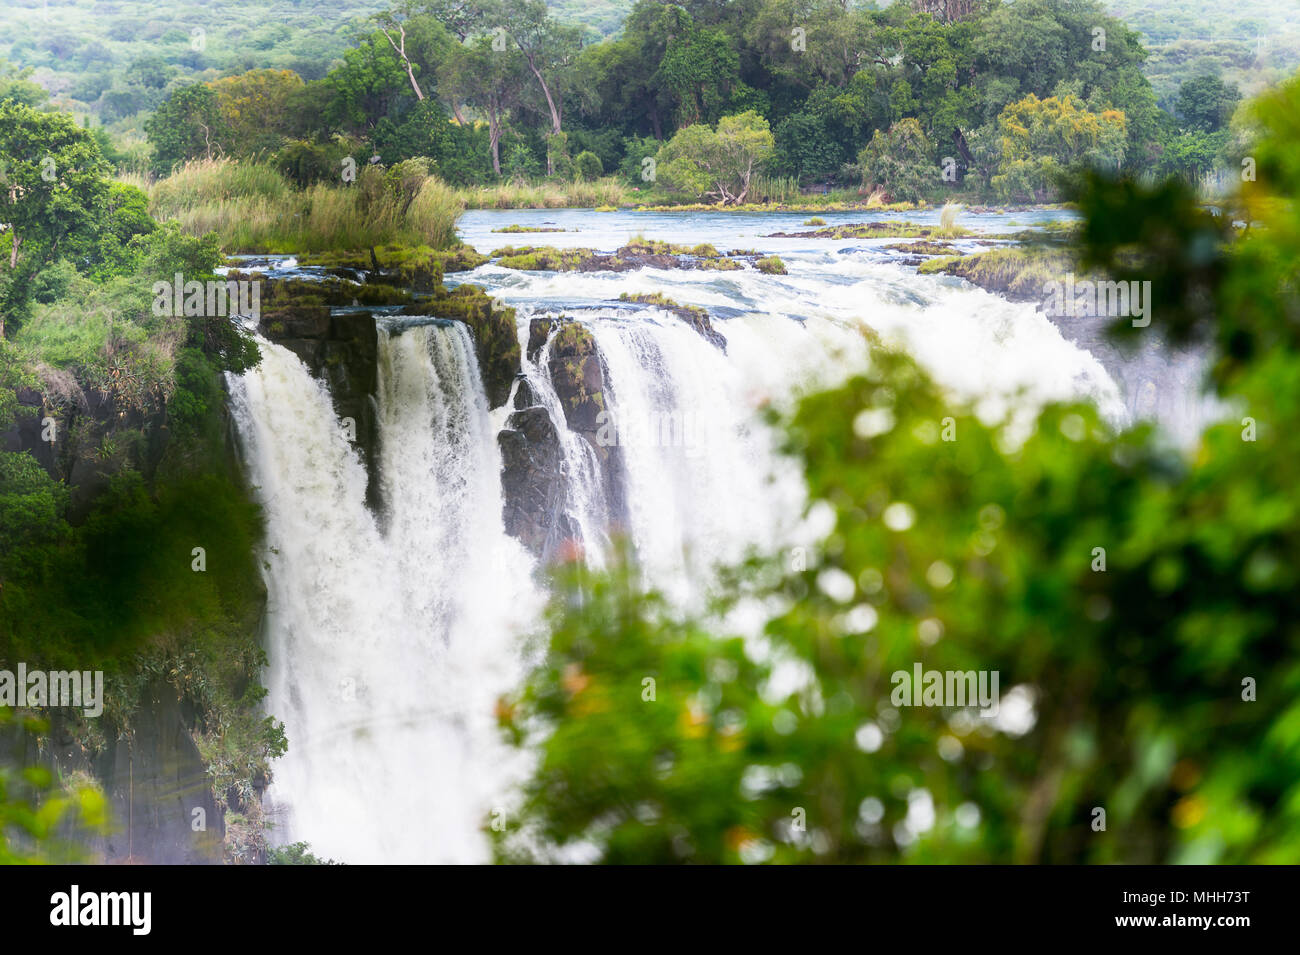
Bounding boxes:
[147,158,466,253]
[935,200,964,238]
[747,174,798,203]
[454,177,629,209]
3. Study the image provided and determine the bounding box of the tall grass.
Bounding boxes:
[863,186,888,208]
[407,176,461,248]
[147,158,466,253]
[456,177,629,209]
[747,174,798,203]
[935,200,964,238]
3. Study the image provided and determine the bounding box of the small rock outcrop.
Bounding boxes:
[498,401,579,559]
[617,293,726,350]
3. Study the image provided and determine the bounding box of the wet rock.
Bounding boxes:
[528,317,555,363]
[617,293,726,351]
[545,321,627,529]
[259,303,330,341]
[499,405,578,560]
[548,323,606,434]
[513,375,538,410]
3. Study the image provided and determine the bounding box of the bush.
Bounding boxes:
[274,139,351,187]
[858,119,935,204]
[574,150,604,182]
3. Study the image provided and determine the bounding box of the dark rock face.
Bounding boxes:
[548,323,608,434]
[499,404,578,559]
[29,680,226,864]
[0,382,165,519]
[259,307,382,510]
[497,318,634,562]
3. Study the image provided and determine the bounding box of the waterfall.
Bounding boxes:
[581,316,800,600]
[229,321,538,864]
[225,209,1195,863]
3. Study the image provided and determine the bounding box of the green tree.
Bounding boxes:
[991,94,1127,202]
[0,101,111,334]
[0,59,49,107]
[321,34,411,134]
[209,69,306,157]
[436,35,528,177]
[493,0,584,171]
[858,118,935,202]
[657,25,742,127]
[144,83,227,175]
[573,149,603,181]
[656,110,774,204]
[1176,74,1242,133]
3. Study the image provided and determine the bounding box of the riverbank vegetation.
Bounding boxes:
[142,157,461,252]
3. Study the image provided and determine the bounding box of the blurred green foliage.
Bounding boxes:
[0,709,109,863]
[494,73,1300,864]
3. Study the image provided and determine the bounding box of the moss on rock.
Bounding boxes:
[491,240,749,274]
[767,221,973,240]
[618,292,726,350]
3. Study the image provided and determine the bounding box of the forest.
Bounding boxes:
[0,0,1298,885]
[0,0,1271,200]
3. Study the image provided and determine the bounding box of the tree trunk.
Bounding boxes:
[489,100,503,177]
[734,161,754,205]
[953,128,975,167]
[524,55,562,136]
[381,25,425,102]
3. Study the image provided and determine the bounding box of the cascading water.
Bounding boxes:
[582,315,803,599]
[228,207,1210,862]
[229,320,538,864]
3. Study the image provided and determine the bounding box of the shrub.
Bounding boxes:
[574,150,604,182]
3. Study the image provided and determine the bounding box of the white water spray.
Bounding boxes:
[230,322,538,863]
